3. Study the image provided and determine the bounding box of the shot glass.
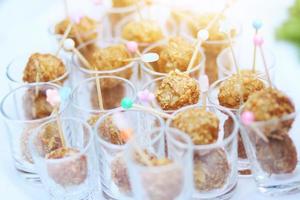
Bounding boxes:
[72,38,137,84]
[29,117,99,200]
[0,82,68,181]
[207,75,269,176]
[94,108,164,199]
[6,51,71,90]
[141,37,206,81]
[238,110,300,195]
[167,104,239,199]
[125,127,193,200]
[181,17,242,83]
[71,76,136,126]
[217,44,276,80]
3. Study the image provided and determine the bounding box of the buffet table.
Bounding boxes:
[0,0,299,199]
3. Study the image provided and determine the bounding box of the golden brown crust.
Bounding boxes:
[155,70,200,110]
[218,70,266,109]
[23,53,66,83]
[172,108,219,145]
[112,0,140,7]
[55,16,98,46]
[122,20,164,44]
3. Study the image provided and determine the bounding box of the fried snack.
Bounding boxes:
[21,123,63,163]
[172,108,219,145]
[155,70,200,110]
[156,36,201,73]
[121,20,164,44]
[112,0,140,7]
[23,88,54,120]
[218,70,266,109]
[23,53,66,83]
[91,81,126,110]
[55,16,98,46]
[256,133,297,174]
[98,116,127,145]
[83,44,133,88]
[111,154,131,193]
[194,149,230,191]
[46,147,88,186]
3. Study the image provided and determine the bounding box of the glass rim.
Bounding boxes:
[71,75,137,114]
[126,127,190,171]
[217,46,276,76]
[142,76,201,113]
[238,105,297,127]
[166,104,239,150]
[72,38,136,74]
[6,53,71,84]
[0,82,65,124]
[29,117,94,163]
[207,75,271,112]
[94,107,165,150]
[181,18,243,45]
[140,37,206,76]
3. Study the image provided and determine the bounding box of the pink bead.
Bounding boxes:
[138,89,154,103]
[253,35,264,46]
[241,111,255,125]
[126,41,138,53]
[46,89,61,107]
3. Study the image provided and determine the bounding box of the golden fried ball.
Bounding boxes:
[156,70,200,110]
[156,36,201,73]
[218,70,266,109]
[122,20,164,44]
[256,134,297,174]
[55,16,98,46]
[194,149,230,191]
[46,147,88,186]
[172,108,219,145]
[23,53,66,83]
[112,0,140,7]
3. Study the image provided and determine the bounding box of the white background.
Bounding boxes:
[0,0,300,199]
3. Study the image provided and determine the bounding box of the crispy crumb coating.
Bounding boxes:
[156,70,200,110]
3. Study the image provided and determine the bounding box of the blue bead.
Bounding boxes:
[252,20,263,30]
[121,97,133,109]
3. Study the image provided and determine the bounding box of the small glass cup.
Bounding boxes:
[238,110,300,195]
[167,104,239,199]
[94,108,164,199]
[125,127,193,200]
[141,37,206,81]
[72,38,137,84]
[207,74,270,176]
[29,117,100,200]
[115,12,174,52]
[6,51,71,90]
[142,77,201,115]
[0,82,67,181]
[217,45,276,81]
[181,17,242,84]
[71,75,136,126]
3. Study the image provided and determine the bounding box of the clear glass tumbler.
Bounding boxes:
[238,110,300,196]
[94,108,164,199]
[0,82,67,181]
[167,104,239,199]
[71,75,136,126]
[29,117,100,200]
[125,127,193,200]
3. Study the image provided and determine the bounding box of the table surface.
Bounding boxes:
[1,0,300,199]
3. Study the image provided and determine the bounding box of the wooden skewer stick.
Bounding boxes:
[33,59,40,96]
[63,38,104,110]
[252,20,263,72]
[56,22,74,56]
[55,107,67,147]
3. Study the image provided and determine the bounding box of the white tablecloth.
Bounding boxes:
[0,0,300,199]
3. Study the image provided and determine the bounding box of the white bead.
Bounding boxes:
[197,29,209,41]
[141,53,159,63]
[63,38,75,51]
